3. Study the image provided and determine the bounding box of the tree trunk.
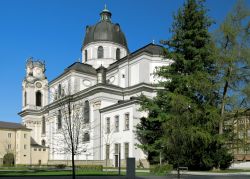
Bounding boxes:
[72,152,75,179]
[219,67,232,134]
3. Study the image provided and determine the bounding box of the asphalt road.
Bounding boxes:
[1,175,250,179]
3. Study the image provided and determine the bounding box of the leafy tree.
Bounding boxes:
[213,0,250,134]
[137,0,232,171]
[3,153,15,167]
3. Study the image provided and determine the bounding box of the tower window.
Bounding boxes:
[83,132,90,142]
[84,101,90,123]
[85,50,88,62]
[36,91,42,107]
[42,116,46,134]
[116,48,120,60]
[41,140,46,146]
[24,91,27,106]
[98,46,104,58]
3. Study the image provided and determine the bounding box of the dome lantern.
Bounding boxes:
[100,5,112,22]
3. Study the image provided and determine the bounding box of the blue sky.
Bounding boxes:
[0,0,246,123]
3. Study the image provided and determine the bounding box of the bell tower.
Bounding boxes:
[22,58,48,111]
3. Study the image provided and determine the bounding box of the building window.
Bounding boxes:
[116,48,120,60]
[124,143,129,159]
[125,113,130,130]
[114,143,121,154]
[34,148,37,151]
[106,144,110,159]
[24,134,27,138]
[84,101,90,123]
[43,149,46,151]
[98,46,104,58]
[39,148,41,151]
[122,74,125,78]
[58,84,62,97]
[41,140,46,146]
[42,116,46,134]
[24,145,27,149]
[115,115,119,132]
[83,132,90,142]
[8,144,11,149]
[8,133,11,138]
[57,110,62,129]
[36,91,42,107]
[106,117,110,133]
[85,50,88,62]
[24,91,27,106]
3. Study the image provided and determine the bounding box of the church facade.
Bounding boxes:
[19,7,170,167]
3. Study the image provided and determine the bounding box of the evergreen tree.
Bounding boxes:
[137,0,232,170]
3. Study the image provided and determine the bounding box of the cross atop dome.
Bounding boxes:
[100,4,112,22]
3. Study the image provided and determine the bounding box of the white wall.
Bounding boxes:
[82,42,128,69]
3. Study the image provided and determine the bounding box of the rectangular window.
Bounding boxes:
[58,110,62,129]
[124,143,129,160]
[42,116,46,134]
[115,115,119,132]
[8,133,11,138]
[125,113,130,130]
[24,134,27,138]
[24,144,27,149]
[106,144,110,159]
[43,149,46,151]
[114,143,121,154]
[106,117,110,134]
[34,148,37,151]
[8,144,11,149]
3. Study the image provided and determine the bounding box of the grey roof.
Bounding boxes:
[82,9,128,50]
[31,137,47,148]
[108,43,165,71]
[64,62,97,75]
[0,121,30,130]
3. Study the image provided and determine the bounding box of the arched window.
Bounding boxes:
[36,91,42,107]
[116,48,120,60]
[42,116,46,134]
[85,50,88,62]
[41,140,46,146]
[24,91,27,106]
[84,101,90,123]
[97,46,104,58]
[83,132,90,142]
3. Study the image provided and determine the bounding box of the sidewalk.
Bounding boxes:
[171,171,250,176]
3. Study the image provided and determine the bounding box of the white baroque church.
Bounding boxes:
[19,7,170,167]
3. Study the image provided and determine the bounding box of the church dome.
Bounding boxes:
[82,6,128,50]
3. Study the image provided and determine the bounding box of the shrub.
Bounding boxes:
[77,165,103,171]
[150,164,173,175]
[55,164,67,169]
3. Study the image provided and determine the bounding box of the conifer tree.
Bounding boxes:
[137,0,232,170]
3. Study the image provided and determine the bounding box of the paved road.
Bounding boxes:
[1,175,250,179]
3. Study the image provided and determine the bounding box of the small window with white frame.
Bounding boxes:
[106,117,110,134]
[115,115,119,132]
[124,113,129,130]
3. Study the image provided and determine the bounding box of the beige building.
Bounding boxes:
[0,121,48,165]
